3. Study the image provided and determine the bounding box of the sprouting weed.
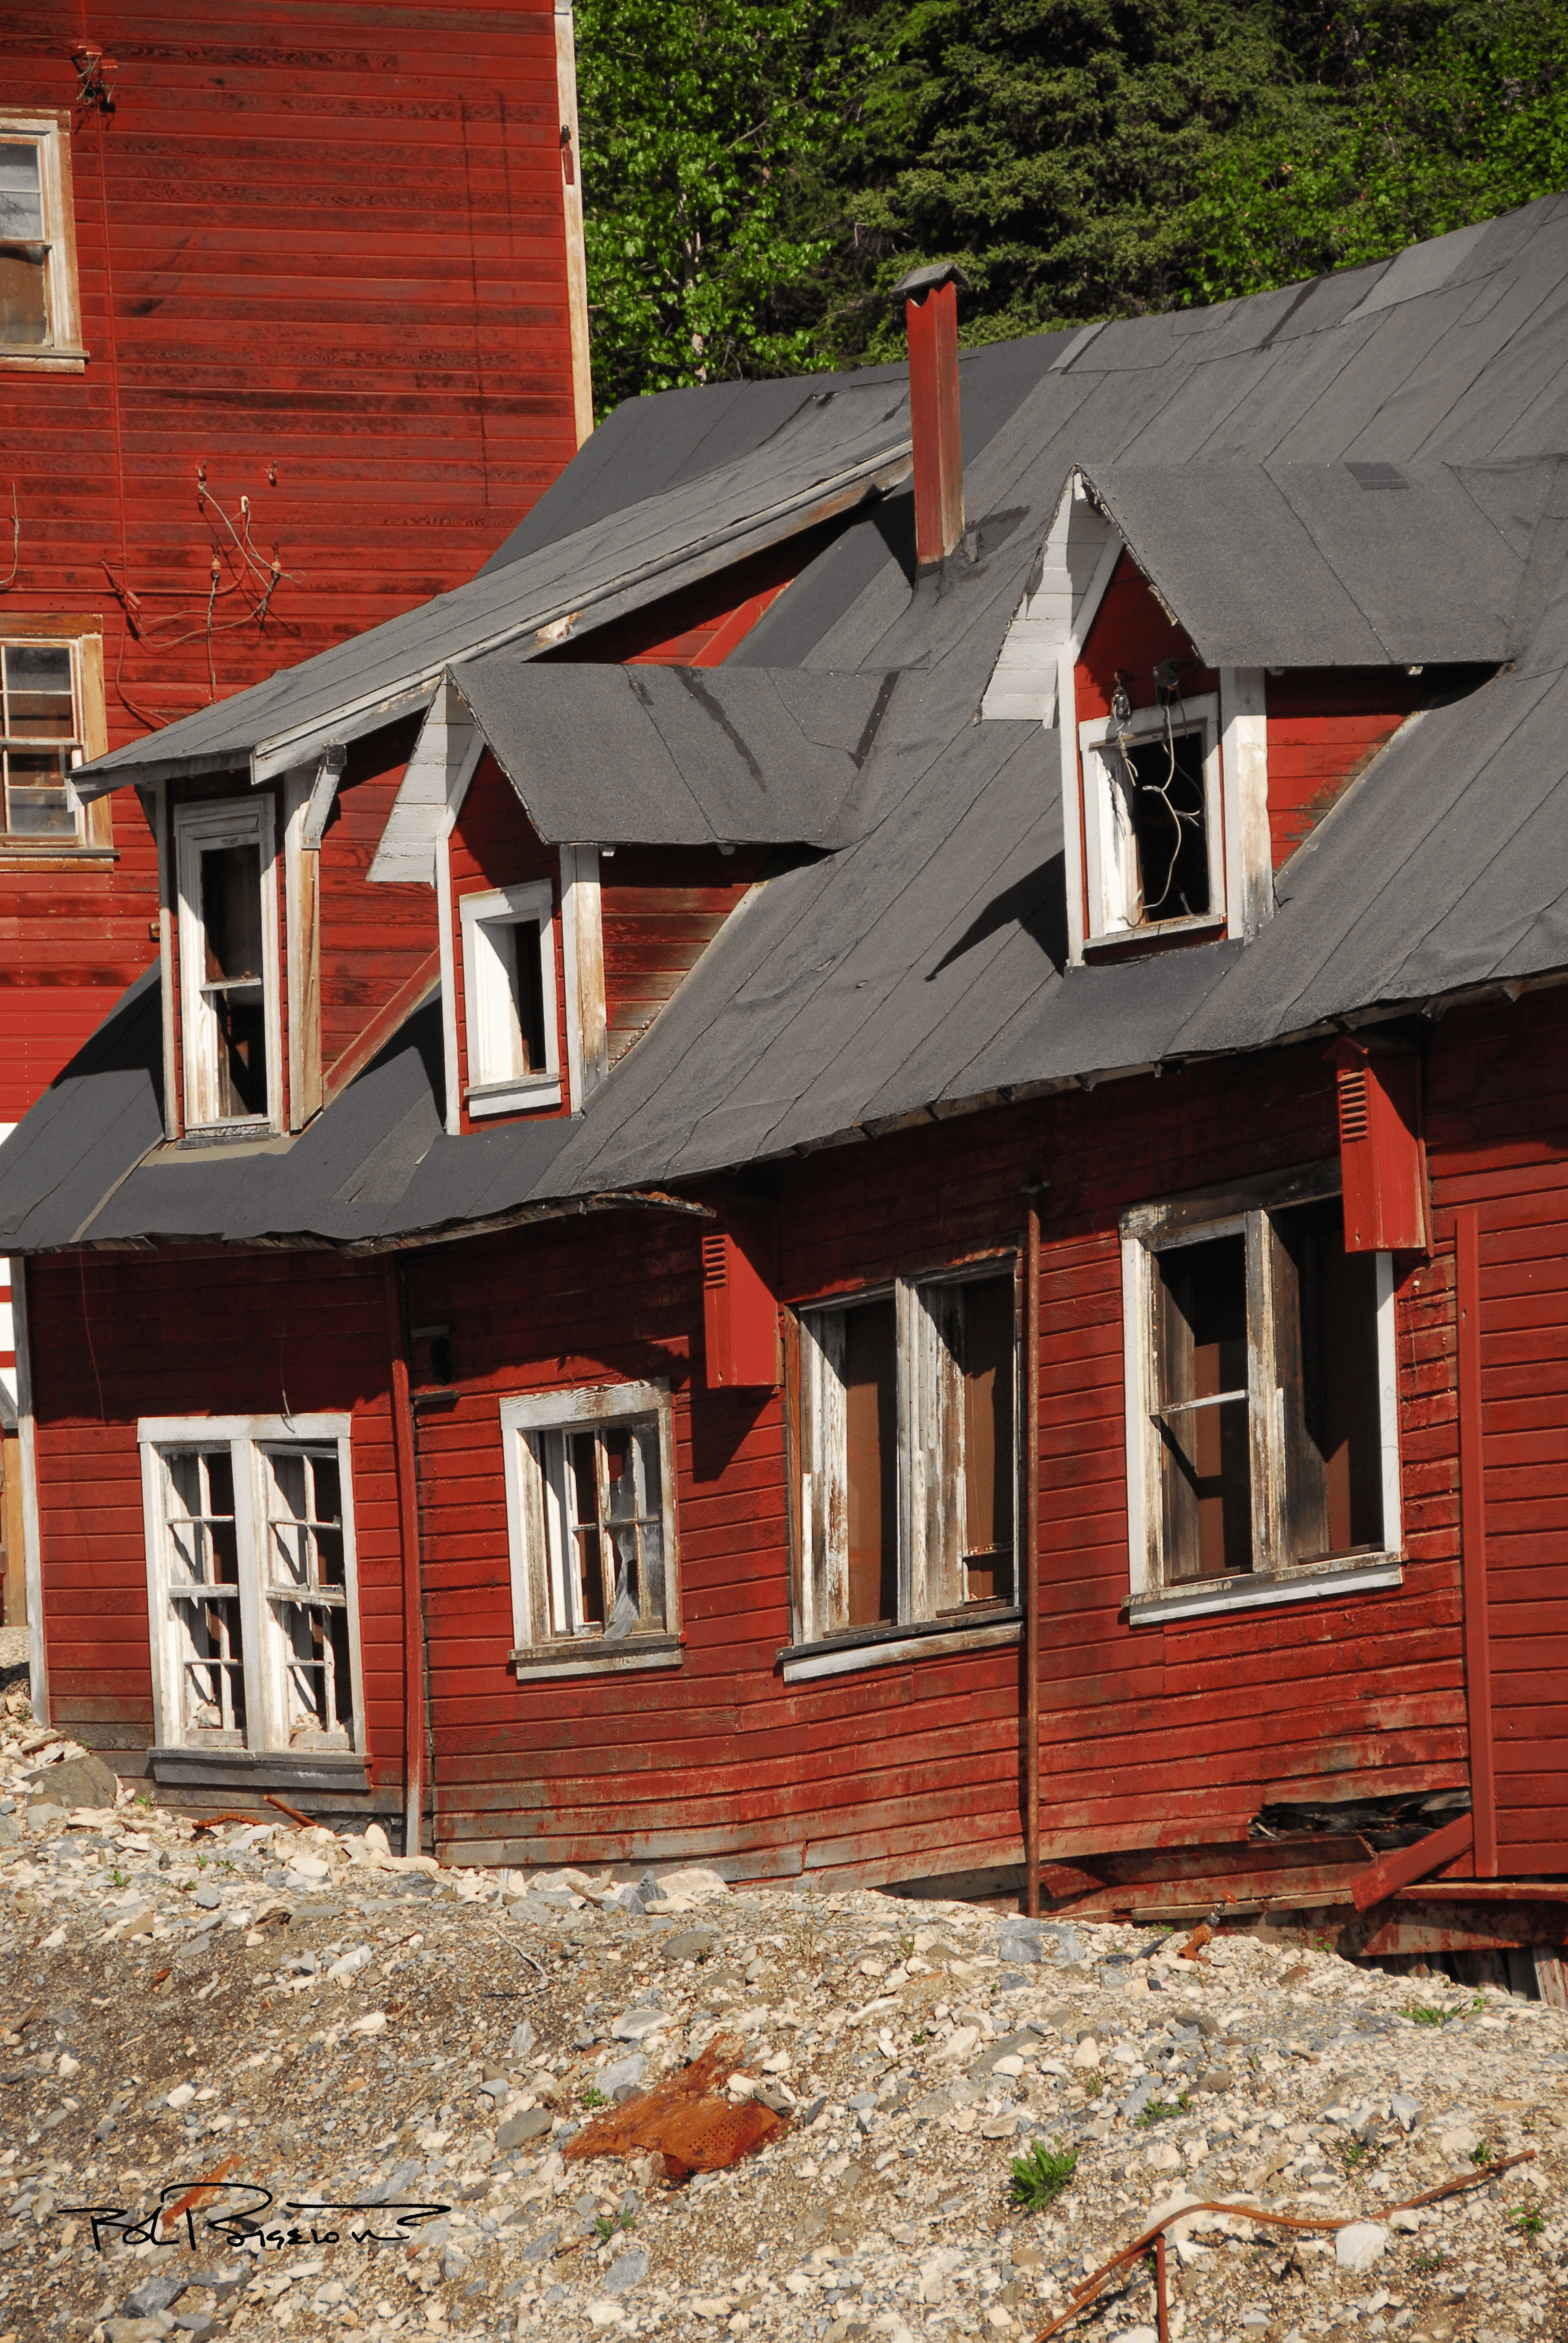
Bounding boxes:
[580,2085,607,2109]
[593,2208,636,2241]
[1508,2202,1545,2238]
[1412,2247,1445,2276]
[1406,2005,1454,2026]
[1469,2136,1493,2168]
[1135,2096,1190,2129]
[1008,2141,1077,2214]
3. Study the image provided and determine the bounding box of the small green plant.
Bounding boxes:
[593,2207,636,2241]
[1470,2136,1493,2168]
[1508,2201,1545,2238]
[1338,2138,1370,2172]
[110,1868,126,1889]
[1412,2247,1445,2276]
[195,1852,207,1870]
[912,2029,928,2046]
[1008,2141,1078,2213]
[581,2085,607,2109]
[1135,2095,1190,2129]
[136,1791,152,1807]
[1406,2004,1454,2027]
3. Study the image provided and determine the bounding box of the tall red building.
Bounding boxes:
[0,1,591,1581]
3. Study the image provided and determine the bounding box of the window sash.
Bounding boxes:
[502,1382,679,1657]
[459,880,561,1113]
[800,1264,1019,1643]
[0,637,84,839]
[175,800,279,1132]
[1077,693,1224,945]
[0,117,83,363]
[1123,1184,1400,1596]
[139,1418,360,1755]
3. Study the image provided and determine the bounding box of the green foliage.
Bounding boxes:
[581,2084,609,2109]
[574,0,881,409]
[1135,2093,1191,2128]
[1469,2134,1493,2167]
[1412,2246,1445,2275]
[1509,2201,1546,2237]
[1009,2139,1079,2211]
[593,2206,638,2238]
[1405,2004,1455,2025]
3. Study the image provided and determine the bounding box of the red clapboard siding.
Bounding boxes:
[24,986,1568,1890]
[601,848,765,1064]
[318,718,437,1075]
[1,0,581,1122]
[1074,553,1219,724]
[1264,670,1429,869]
[546,523,845,669]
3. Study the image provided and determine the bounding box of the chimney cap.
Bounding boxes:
[892,261,970,304]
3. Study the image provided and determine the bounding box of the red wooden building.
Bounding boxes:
[0,0,592,1603]
[6,206,1568,1979]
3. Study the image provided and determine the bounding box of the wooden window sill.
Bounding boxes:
[780,1608,1021,1683]
[1083,912,1227,957]
[0,347,88,371]
[1128,1552,1403,1627]
[148,1745,370,1793]
[511,1632,682,1682]
[0,847,116,870]
[469,1077,562,1118]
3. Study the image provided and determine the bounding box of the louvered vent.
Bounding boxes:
[702,1232,727,1290]
[1338,1067,1370,1143]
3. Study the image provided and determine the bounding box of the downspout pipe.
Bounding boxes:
[387,1267,427,1857]
[1022,1173,1046,1914]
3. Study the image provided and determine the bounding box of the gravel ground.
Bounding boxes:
[0,1722,1563,2343]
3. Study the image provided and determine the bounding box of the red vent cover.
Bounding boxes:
[1330,1043,1428,1253]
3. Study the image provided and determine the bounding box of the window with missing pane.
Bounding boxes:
[1125,1176,1399,1602]
[459,880,561,1116]
[175,799,279,1132]
[0,118,83,364]
[159,1448,247,1743]
[1,641,82,839]
[261,1447,353,1748]
[501,1382,681,1671]
[1079,694,1224,946]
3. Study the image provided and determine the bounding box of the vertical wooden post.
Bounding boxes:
[1023,1175,1044,1916]
[1154,2232,1170,2343]
[1455,1205,1497,1876]
[12,1259,46,1725]
[387,1267,426,1858]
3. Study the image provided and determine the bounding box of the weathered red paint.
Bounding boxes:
[1333,1040,1430,1254]
[1,2,582,1126]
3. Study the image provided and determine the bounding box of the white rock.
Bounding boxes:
[347,2011,387,2035]
[654,1866,730,1903]
[364,1821,390,1854]
[326,1945,372,1982]
[287,1853,330,1881]
[166,2083,195,2109]
[1071,2037,1101,2069]
[937,2027,981,2063]
[1334,2222,1388,2272]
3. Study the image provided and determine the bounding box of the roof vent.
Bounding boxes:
[1347,461,1409,491]
[893,263,969,569]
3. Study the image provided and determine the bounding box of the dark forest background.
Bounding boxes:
[572,0,1568,412]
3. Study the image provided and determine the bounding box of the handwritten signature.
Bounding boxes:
[63,2183,450,2253]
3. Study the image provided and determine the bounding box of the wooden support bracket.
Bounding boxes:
[1350,1809,1474,1912]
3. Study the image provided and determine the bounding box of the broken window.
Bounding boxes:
[175,798,278,1132]
[1123,1176,1398,1605]
[0,641,82,837]
[798,1265,1018,1644]
[0,119,83,363]
[141,1416,361,1756]
[459,879,561,1116]
[1079,695,1224,945]
[502,1381,681,1673]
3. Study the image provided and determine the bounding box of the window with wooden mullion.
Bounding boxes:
[260,1446,353,1747]
[1142,1193,1389,1587]
[160,1448,248,1745]
[538,1417,666,1642]
[800,1265,1018,1643]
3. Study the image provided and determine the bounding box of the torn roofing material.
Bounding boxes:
[447,663,901,848]
[1076,458,1564,669]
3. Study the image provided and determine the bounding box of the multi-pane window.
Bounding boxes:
[1122,1173,1400,1610]
[0,117,83,363]
[797,1265,1018,1644]
[1077,694,1224,943]
[1,640,82,838]
[460,880,561,1116]
[501,1382,681,1674]
[140,1418,361,1756]
[175,799,278,1130]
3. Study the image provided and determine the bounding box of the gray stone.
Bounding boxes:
[1389,2093,1422,2131]
[661,1928,719,1964]
[1120,2074,1160,2122]
[996,1920,1083,1967]
[174,2319,217,2339]
[125,2273,187,2316]
[497,2106,553,2152]
[611,2006,668,2042]
[27,1751,118,1810]
[521,2225,561,2263]
[603,2246,650,2295]
[192,1883,223,1910]
[508,2019,537,2062]
[597,2054,646,2099]
[0,1815,19,1847]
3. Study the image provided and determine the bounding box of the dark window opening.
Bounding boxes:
[1120,728,1210,924]
[1276,1198,1383,1561]
[1154,1233,1252,1581]
[844,1297,898,1629]
[0,143,47,347]
[199,840,268,1118]
[960,1274,1015,1604]
[506,917,549,1073]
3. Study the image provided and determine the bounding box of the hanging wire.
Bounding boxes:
[1112,689,1205,922]
[0,487,18,591]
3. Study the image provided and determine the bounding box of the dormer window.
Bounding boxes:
[459,879,561,1115]
[175,799,280,1133]
[1078,692,1224,946]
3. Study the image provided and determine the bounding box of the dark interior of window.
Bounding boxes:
[1123,727,1210,924]
[960,1274,1015,1603]
[506,916,549,1073]
[1155,1233,1253,1580]
[1275,1198,1383,1561]
[200,840,268,1118]
[1,642,76,835]
[843,1297,898,1628]
[0,143,47,347]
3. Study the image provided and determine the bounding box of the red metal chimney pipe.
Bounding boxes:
[895,262,969,568]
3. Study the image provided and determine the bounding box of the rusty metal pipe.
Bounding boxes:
[387,1267,426,1858]
[1023,1174,1044,1916]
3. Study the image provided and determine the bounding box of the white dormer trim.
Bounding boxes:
[370,677,483,885]
[982,471,1121,727]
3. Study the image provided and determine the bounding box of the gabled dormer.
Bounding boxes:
[987,457,1544,965]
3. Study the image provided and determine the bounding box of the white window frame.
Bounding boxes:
[459,879,562,1116]
[791,1259,1022,1682]
[1120,1167,1402,1625]
[175,796,282,1135]
[138,1414,365,1758]
[0,628,107,849]
[0,111,85,370]
[1077,692,1226,949]
[500,1380,682,1680]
